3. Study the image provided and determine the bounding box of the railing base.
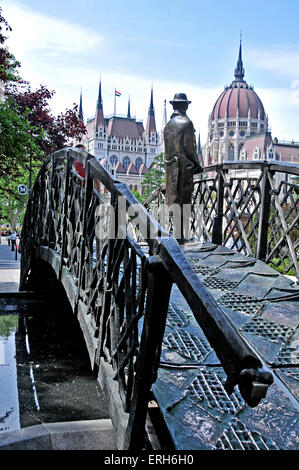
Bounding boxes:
[97,359,129,450]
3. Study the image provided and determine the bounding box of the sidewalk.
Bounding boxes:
[0,236,20,292]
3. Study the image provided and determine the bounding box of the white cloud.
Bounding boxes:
[2,2,298,144]
[247,46,299,81]
[258,87,299,140]
[0,1,219,143]
[2,1,102,59]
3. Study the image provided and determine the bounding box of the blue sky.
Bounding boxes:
[2,0,299,143]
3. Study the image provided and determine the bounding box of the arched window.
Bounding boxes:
[135,157,143,172]
[110,155,118,167]
[267,147,274,159]
[123,156,130,171]
[238,144,243,159]
[228,143,234,161]
[253,146,261,160]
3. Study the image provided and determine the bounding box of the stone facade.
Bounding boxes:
[77,83,162,194]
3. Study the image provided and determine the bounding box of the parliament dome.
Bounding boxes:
[211,80,265,121]
[203,40,269,165]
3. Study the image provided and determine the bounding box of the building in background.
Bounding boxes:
[203,40,269,165]
[203,40,299,169]
[240,133,299,164]
[78,80,162,194]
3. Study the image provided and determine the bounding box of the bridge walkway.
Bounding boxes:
[151,241,299,450]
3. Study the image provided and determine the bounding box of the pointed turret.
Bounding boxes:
[234,36,245,81]
[197,129,204,166]
[146,85,156,135]
[78,89,84,123]
[127,97,131,119]
[197,129,202,155]
[95,77,105,129]
[162,99,167,129]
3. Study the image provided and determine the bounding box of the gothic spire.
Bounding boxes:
[95,77,105,129]
[127,97,131,118]
[149,85,154,115]
[146,85,156,135]
[97,77,103,108]
[162,99,167,129]
[78,88,84,123]
[234,33,245,81]
[197,128,204,166]
[197,129,202,155]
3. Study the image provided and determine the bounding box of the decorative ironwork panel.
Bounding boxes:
[191,175,218,241]
[266,174,299,279]
[222,171,262,256]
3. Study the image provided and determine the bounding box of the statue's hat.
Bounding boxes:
[169,93,191,105]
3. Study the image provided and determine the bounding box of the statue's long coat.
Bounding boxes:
[163,110,199,208]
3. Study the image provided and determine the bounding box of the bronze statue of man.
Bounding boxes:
[163,93,201,210]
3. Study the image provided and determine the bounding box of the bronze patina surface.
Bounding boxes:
[163,93,202,209]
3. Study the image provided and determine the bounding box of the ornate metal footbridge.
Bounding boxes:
[20,148,299,450]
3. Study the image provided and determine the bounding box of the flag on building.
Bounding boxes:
[115,90,121,97]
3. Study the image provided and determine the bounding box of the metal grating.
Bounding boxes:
[166,303,189,328]
[218,292,265,315]
[279,368,299,381]
[215,418,279,450]
[188,258,220,276]
[276,341,299,366]
[186,368,244,416]
[240,316,295,343]
[203,276,239,290]
[163,329,212,362]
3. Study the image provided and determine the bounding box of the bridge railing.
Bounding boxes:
[21,149,275,449]
[144,160,299,281]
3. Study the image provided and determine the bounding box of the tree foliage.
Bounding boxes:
[141,152,165,201]
[6,83,86,156]
[0,7,21,82]
[0,6,87,229]
[0,100,42,179]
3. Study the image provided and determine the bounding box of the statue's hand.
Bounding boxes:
[193,165,203,175]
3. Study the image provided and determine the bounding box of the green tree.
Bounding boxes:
[0,6,21,83]
[0,164,40,230]
[141,152,165,201]
[0,100,42,179]
[0,315,18,339]
[0,6,86,230]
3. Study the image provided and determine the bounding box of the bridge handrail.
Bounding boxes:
[145,160,299,281]
[200,160,299,175]
[20,148,275,449]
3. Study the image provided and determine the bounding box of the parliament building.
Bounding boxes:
[203,41,299,166]
[77,81,162,194]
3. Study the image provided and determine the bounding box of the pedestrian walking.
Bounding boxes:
[10,231,17,251]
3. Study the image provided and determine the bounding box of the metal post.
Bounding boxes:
[212,165,225,245]
[256,163,272,260]
[59,151,71,279]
